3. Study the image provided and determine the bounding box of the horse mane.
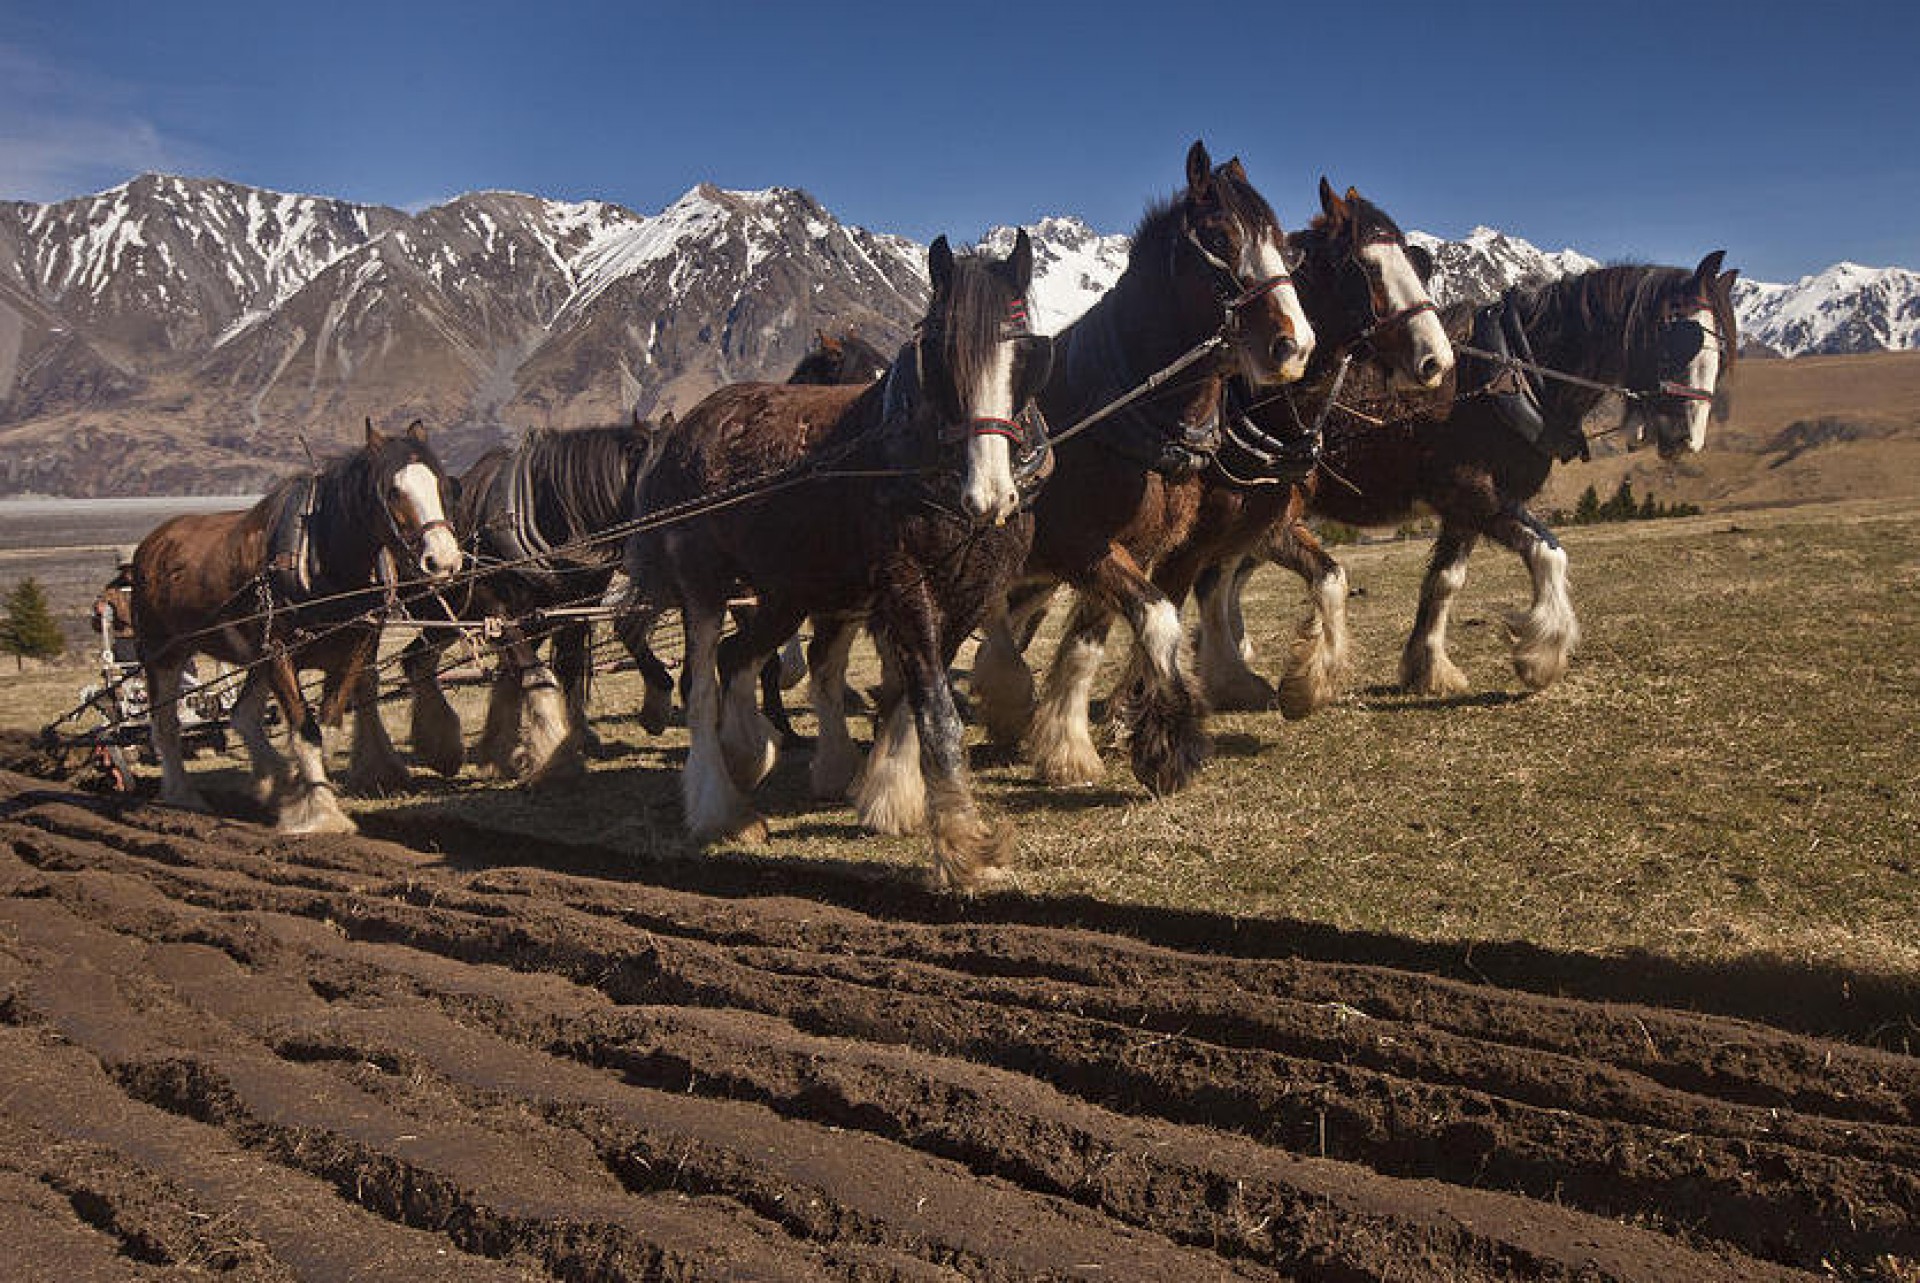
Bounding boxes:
[520,422,653,542]
[934,252,1020,417]
[1133,164,1285,262]
[1297,191,1405,250]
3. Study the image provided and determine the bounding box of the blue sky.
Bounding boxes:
[3,0,1914,283]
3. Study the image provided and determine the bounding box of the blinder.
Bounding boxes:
[1652,297,1721,406]
[1406,242,1435,284]
[1660,318,1706,367]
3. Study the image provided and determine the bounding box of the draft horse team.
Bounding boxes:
[126,141,1738,886]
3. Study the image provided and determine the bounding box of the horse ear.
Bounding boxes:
[1222,156,1248,185]
[1692,250,1726,287]
[1009,228,1034,293]
[1185,140,1213,198]
[405,419,428,444]
[1718,267,1740,296]
[364,417,385,448]
[929,235,955,293]
[1318,177,1348,222]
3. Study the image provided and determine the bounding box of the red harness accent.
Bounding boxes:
[1232,274,1290,308]
[966,417,1026,442]
[1659,382,1715,403]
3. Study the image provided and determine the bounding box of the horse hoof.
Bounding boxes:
[930,814,1015,891]
[695,813,769,846]
[1206,672,1280,713]
[639,685,674,736]
[525,748,587,789]
[278,787,357,836]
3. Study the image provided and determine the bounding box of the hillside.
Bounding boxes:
[1537,350,1920,516]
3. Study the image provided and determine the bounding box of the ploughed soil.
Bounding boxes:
[2,768,1916,1282]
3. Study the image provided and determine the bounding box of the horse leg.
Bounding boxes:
[807,616,863,800]
[970,582,1055,745]
[853,687,926,836]
[874,584,1011,889]
[554,621,599,754]
[680,598,767,845]
[401,630,464,777]
[147,658,210,812]
[1270,518,1353,720]
[483,625,571,782]
[716,603,797,793]
[475,658,524,778]
[1193,555,1274,711]
[615,608,675,736]
[267,655,354,835]
[344,665,410,796]
[1099,557,1212,796]
[1494,507,1581,690]
[1026,594,1114,786]
[758,652,804,750]
[516,621,590,785]
[227,667,286,808]
[1399,525,1478,696]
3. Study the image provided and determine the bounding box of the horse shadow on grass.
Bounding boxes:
[325,752,1920,1053]
[1357,685,1529,713]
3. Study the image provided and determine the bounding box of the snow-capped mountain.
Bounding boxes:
[0,171,1911,494]
[1733,263,1920,357]
[0,176,931,492]
[1406,227,1602,309]
[975,215,1130,335]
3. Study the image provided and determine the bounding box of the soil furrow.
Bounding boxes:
[13,797,1919,1147]
[2,774,1914,1281]
[0,896,889,1281]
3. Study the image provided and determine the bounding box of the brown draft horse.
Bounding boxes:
[627,232,1048,888]
[616,328,901,751]
[398,420,662,785]
[133,421,462,832]
[1196,252,1740,705]
[1152,180,1456,717]
[967,141,1315,794]
[985,180,1455,724]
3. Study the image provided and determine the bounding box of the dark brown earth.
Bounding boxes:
[2,768,1917,1282]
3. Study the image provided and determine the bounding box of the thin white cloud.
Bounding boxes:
[0,42,215,202]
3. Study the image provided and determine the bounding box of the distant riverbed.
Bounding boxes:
[0,496,260,653]
[0,495,260,554]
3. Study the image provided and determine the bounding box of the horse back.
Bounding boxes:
[649,382,870,499]
[130,505,270,661]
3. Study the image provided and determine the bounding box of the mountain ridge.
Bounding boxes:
[0,171,1910,495]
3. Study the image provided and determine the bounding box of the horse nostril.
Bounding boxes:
[1419,355,1443,382]
[1271,335,1297,364]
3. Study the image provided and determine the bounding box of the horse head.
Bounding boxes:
[1169,140,1316,389]
[363,418,463,582]
[899,230,1050,526]
[1294,179,1454,389]
[788,329,891,386]
[1635,252,1739,458]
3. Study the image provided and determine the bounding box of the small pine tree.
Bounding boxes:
[1600,479,1636,522]
[1639,492,1659,520]
[1,578,65,668]
[1573,485,1601,525]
